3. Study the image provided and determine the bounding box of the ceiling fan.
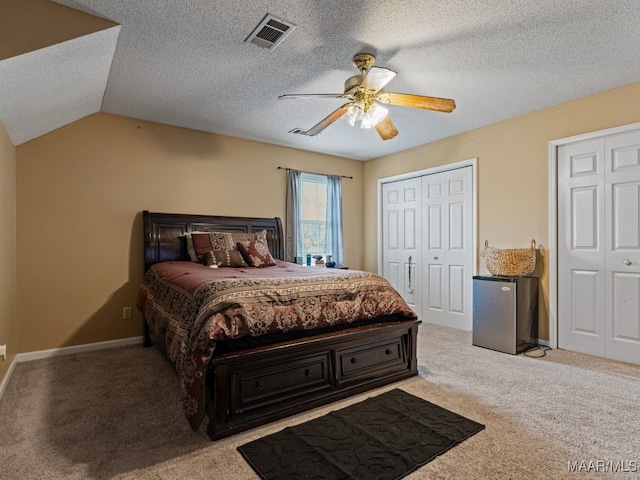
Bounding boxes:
[278,53,456,141]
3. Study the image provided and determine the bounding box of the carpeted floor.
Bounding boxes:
[1,323,639,479]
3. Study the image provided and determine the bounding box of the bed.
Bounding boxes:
[138,210,420,440]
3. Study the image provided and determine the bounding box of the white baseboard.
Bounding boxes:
[537,339,550,347]
[0,336,143,402]
[15,336,143,362]
[0,356,18,401]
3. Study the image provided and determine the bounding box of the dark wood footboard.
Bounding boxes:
[205,319,420,440]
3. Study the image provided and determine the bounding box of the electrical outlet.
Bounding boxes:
[123,307,132,320]
[0,344,6,362]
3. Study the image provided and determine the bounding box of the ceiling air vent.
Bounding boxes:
[289,128,309,135]
[246,14,296,50]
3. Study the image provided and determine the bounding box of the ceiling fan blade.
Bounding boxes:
[360,66,397,92]
[375,116,399,141]
[382,92,456,113]
[279,94,348,100]
[305,103,352,136]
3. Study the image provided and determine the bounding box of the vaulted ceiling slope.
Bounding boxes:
[0,0,119,145]
[2,0,640,160]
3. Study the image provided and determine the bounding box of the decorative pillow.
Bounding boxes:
[230,232,256,244]
[190,232,235,262]
[237,239,276,267]
[185,231,213,262]
[186,230,268,261]
[203,249,248,267]
[230,230,268,247]
[208,232,236,251]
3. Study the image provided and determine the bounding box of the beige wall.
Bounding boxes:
[15,113,364,352]
[364,80,640,341]
[0,117,16,382]
[12,81,640,352]
[0,0,117,61]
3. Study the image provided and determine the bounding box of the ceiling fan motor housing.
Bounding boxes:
[344,75,365,94]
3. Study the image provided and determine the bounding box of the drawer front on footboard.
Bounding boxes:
[206,319,420,440]
[231,352,333,416]
[337,337,407,384]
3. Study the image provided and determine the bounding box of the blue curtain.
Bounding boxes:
[285,169,302,263]
[325,174,344,267]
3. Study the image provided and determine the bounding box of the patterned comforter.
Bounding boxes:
[137,259,417,430]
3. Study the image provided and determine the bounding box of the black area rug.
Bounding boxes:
[237,388,485,480]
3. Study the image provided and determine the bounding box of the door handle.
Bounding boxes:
[407,256,413,293]
[624,259,632,266]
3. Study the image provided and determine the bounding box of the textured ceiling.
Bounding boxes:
[4,1,640,160]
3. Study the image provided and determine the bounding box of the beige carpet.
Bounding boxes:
[1,323,639,479]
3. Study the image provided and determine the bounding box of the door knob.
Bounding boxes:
[624,259,632,266]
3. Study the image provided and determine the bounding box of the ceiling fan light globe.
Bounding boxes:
[361,103,388,129]
[360,113,375,129]
[346,103,364,126]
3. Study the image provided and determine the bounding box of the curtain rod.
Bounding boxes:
[277,166,353,179]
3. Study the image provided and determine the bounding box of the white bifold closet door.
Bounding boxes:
[382,167,473,330]
[421,168,473,330]
[558,130,640,365]
[382,177,422,315]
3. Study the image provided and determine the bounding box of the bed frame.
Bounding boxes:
[142,210,420,440]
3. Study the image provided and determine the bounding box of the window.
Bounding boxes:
[285,169,344,266]
[300,173,327,258]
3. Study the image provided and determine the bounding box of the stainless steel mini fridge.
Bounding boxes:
[472,276,538,354]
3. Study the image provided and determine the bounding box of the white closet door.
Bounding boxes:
[421,167,473,330]
[558,139,606,356]
[605,131,640,365]
[559,131,640,365]
[382,178,422,315]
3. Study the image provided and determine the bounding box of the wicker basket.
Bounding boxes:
[483,240,537,277]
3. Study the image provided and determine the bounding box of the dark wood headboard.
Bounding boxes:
[143,210,284,271]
